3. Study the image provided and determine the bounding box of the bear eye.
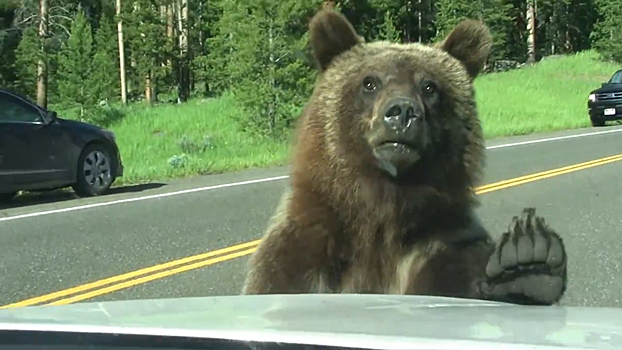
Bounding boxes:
[362,77,377,92]
[423,81,436,95]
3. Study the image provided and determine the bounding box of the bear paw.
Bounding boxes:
[479,208,567,305]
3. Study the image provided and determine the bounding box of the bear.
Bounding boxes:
[241,9,567,306]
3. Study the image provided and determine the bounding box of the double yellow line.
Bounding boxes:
[477,153,622,194]
[3,153,622,309]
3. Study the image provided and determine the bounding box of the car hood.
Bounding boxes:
[0,294,620,350]
[56,117,104,133]
[590,83,622,94]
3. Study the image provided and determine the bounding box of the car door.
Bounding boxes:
[0,92,74,191]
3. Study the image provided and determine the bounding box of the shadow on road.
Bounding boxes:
[0,183,167,210]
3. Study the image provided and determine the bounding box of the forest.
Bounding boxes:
[0,0,620,183]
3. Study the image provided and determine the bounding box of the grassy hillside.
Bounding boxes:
[107,93,290,184]
[476,50,618,138]
[57,50,620,185]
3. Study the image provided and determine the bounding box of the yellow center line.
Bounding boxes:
[0,240,261,309]
[3,153,622,309]
[477,154,622,194]
[476,154,622,191]
[46,248,259,306]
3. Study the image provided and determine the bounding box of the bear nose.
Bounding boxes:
[383,97,422,131]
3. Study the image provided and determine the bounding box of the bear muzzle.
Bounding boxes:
[382,96,422,132]
[367,96,430,178]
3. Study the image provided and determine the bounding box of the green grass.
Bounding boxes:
[476,50,619,138]
[58,50,620,186]
[109,93,291,185]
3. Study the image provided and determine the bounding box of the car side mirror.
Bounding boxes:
[46,111,57,124]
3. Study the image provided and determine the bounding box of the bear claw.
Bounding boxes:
[480,208,567,305]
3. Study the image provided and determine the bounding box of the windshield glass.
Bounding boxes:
[609,70,622,84]
[0,0,621,349]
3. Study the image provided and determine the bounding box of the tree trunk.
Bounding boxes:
[145,70,153,104]
[198,0,206,94]
[526,0,536,63]
[160,4,167,70]
[116,0,127,104]
[177,0,189,103]
[166,5,173,68]
[405,0,412,42]
[268,20,276,135]
[36,0,48,108]
[418,0,422,42]
[167,5,174,38]
[129,2,140,96]
[134,2,154,104]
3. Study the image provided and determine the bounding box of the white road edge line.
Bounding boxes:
[486,127,622,149]
[1,127,621,223]
[0,175,289,223]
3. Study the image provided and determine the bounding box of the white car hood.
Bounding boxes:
[0,294,620,349]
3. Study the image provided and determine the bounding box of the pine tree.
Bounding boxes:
[378,11,401,43]
[90,13,119,102]
[56,8,95,117]
[434,0,513,61]
[0,2,21,89]
[189,0,223,95]
[212,0,320,139]
[121,0,173,104]
[591,0,622,63]
[13,26,41,99]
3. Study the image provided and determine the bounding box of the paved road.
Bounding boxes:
[1,125,621,308]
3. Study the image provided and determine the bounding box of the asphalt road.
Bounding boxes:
[1,125,621,308]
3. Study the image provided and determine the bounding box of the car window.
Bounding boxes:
[0,92,43,123]
[609,71,622,84]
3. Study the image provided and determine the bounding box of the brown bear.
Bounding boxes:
[241,9,567,305]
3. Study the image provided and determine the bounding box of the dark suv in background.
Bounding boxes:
[0,88,123,202]
[587,69,622,127]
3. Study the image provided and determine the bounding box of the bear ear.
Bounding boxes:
[440,20,493,79]
[309,10,363,72]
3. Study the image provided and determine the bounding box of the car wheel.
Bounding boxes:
[0,192,17,203]
[71,143,115,197]
[591,118,605,127]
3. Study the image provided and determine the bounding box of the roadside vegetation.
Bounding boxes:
[1,0,621,185]
[477,50,619,138]
[57,50,618,185]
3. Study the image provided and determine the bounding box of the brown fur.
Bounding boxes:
[241,10,565,304]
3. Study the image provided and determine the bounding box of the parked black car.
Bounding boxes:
[0,88,123,202]
[587,69,622,127]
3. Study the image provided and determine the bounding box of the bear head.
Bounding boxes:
[290,10,493,223]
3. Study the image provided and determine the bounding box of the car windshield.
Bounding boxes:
[1,1,621,349]
[608,70,622,84]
